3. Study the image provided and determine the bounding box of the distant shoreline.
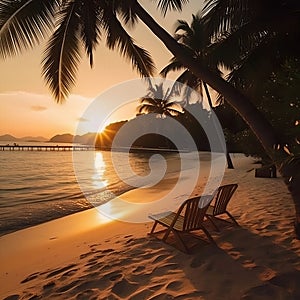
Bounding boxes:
[0,143,187,153]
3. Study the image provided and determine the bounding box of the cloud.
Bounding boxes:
[31,105,47,111]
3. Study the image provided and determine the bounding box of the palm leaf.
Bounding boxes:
[42,1,82,103]
[202,0,251,38]
[154,0,190,16]
[79,0,101,67]
[101,4,155,77]
[137,103,157,114]
[0,0,58,58]
[113,0,138,26]
[174,19,192,36]
[160,57,185,77]
[175,69,203,104]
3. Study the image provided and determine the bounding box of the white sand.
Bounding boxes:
[1,154,300,299]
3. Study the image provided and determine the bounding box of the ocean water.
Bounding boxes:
[0,143,183,236]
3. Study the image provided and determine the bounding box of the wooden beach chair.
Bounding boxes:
[148,195,215,253]
[205,184,239,231]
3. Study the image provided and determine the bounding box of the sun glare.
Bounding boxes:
[98,122,108,133]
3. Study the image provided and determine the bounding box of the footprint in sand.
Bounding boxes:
[76,289,99,300]
[61,268,78,278]
[56,280,81,293]
[100,248,114,254]
[3,295,20,300]
[152,263,179,275]
[102,270,123,281]
[109,273,123,281]
[166,280,183,291]
[20,272,39,284]
[111,278,139,298]
[132,265,146,273]
[43,281,55,290]
[79,252,93,259]
[46,264,77,279]
[151,254,170,264]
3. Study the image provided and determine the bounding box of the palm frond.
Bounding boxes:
[137,103,157,114]
[0,0,58,58]
[160,57,185,77]
[174,19,191,34]
[154,0,190,16]
[113,0,138,26]
[101,5,155,77]
[175,69,203,104]
[202,0,251,38]
[79,0,101,67]
[42,1,82,103]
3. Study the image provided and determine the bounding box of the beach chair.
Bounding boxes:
[205,184,239,231]
[148,195,215,253]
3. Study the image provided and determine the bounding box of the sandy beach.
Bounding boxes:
[1,154,300,299]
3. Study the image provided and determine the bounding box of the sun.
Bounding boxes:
[98,121,109,133]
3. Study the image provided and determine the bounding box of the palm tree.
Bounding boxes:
[0,0,155,103]
[1,0,299,237]
[160,13,234,168]
[201,0,300,95]
[137,82,182,117]
[199,0,300,231]
[136,81,182,149]
[160,13,216,106]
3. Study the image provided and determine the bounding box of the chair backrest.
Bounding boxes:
[180,195,213,231]
[212,184,238,215]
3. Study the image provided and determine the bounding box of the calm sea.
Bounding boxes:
[0,142,183,236]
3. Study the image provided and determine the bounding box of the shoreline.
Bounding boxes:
[0,150,218,237]
[1,154,300,299]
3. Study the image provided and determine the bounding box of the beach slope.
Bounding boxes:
[1,155,300,299]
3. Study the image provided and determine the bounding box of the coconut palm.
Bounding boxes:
[0,0,155,102]
[160,13,217,107]
[137,82,182,117]
[201,0,300,95]
[200,0,300,232]
[1,0,299,237]
[160,13,234,168]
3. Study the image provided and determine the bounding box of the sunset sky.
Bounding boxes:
[0,1,204,139]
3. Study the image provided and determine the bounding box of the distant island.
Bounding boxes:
[49,133,97,145]
[0,134,48,142]
[0,133,98,145]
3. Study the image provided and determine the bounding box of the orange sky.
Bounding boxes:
[0,1,204,139]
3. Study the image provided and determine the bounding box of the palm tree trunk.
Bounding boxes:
[203,82,234,169]
[133,0,300,238]
[203,82,213,109]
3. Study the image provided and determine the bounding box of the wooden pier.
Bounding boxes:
[0,145,185,153]
[0,145,96,151]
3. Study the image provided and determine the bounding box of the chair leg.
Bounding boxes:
[162,227,172,241]
[201,226,216,245]
[172,231,189,253]
[163,228,188,253]
[149,221,158,234]
[226,212,239,226]
[206,215,220,232]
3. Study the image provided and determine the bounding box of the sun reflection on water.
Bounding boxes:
[93,152,108,189]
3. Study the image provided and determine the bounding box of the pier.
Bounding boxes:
[0,145,185,153]
[0,145,96,151]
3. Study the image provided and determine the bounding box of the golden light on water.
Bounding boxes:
[93,152,108,189]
